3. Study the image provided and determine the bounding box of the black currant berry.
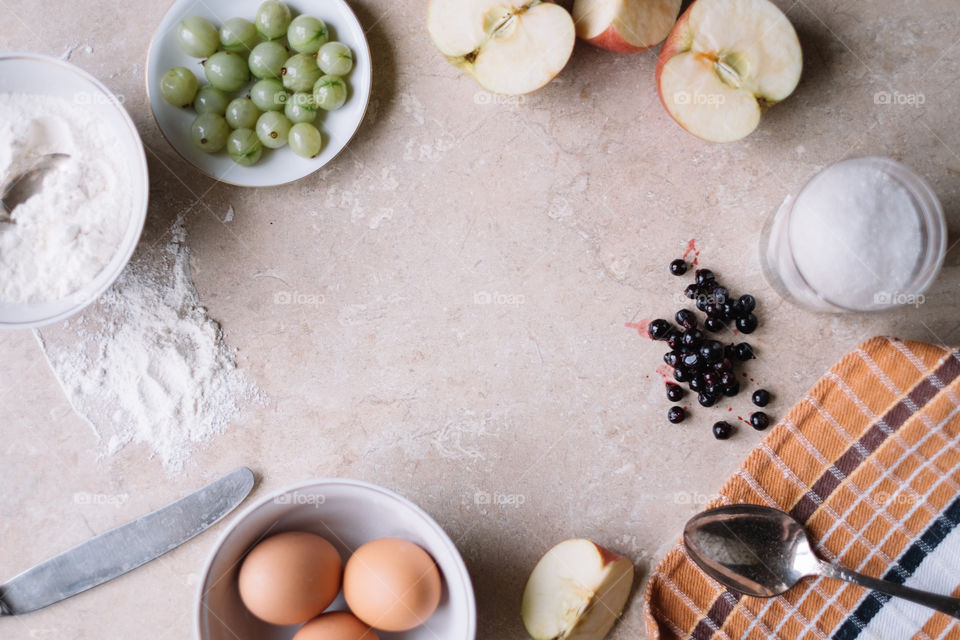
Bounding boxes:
[713,421,734,439]
[734,342,754,361]
[648,319,671,340]
[666,383,684,402]
[752,389,771,407]
[750,411,770,431]
[737,313,758,334]
[676,308,697,330]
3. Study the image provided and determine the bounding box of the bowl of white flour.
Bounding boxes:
[0,53,148,328]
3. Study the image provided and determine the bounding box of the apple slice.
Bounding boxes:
[656,0,802,143]
[522,538,634,640]
[573,0,682,53]
[427,0,575,95]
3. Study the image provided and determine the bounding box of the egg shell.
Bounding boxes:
[237,531,342,625]
[343,538,442,632]
[293,611,379,640]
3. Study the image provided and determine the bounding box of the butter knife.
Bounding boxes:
[0,467,254,616]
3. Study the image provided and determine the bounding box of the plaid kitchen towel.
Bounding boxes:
[643,337,960,640]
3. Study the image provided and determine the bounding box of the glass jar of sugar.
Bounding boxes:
[761,157,946,312]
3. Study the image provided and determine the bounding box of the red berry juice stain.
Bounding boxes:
[626,320,650,337]
[682,238,700,266]
[656,365,673,380]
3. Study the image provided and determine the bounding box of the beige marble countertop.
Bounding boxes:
[1,1,959,638]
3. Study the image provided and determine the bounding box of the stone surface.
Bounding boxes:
[1,1,959,638]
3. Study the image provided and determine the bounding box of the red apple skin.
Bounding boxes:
[594,542,629,567]
[583,26,656,54]
[655,2,694,122]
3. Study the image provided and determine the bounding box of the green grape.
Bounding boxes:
[177,16,219,58]
[248,41,287,79]
[250,78,287,112]
[226,97,261,129]
[281,53,321,93]
[255,111,292,149]
[191,113,230,153]
[159,67,198,107]
[227,128,263,166]
[316,42,353,76]
[288,122,323,158]
[255,1,292,40]
[220,17,258,53]
[284,92,317,123]
[193,86,229,115]
[313,75,347,111]
[287,15,328,54]
[204,51,250,92]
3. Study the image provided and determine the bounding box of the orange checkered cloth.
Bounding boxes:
[643,337,960,640]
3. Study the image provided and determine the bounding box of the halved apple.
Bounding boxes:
[521,538,635,640]
[573,0,682,53]
[656,0,803,143]
[427,0,576,95]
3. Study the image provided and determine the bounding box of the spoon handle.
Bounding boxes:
[819,560,960,619]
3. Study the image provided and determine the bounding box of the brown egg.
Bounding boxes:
[238,531,342,625]
[343,538,442,631]
[293,611,379,640]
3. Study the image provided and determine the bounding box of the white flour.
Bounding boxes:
[0,92,129,302]
[37,217,261,472]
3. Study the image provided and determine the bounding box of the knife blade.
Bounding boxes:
[0,467,254,616]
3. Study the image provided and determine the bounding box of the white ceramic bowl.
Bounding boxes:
[196,479,477,640]
[0,53,149,329]
[146,0,372,187]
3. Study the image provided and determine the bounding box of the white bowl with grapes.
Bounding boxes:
[147,0,371,187]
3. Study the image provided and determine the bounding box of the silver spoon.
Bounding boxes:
[0,153,71,222]
[683,504,960,618]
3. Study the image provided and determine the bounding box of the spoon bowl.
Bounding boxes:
[0,152,71,220]
[683,504,820,597]
[684,505,960,618]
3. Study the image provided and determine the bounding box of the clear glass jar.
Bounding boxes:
[760,157,946,313]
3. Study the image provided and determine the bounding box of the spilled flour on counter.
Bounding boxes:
[37,216,261,472]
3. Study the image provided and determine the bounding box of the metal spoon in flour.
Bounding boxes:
[684,504,960,618]
[0,152,71,222]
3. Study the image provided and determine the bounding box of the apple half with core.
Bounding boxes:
[656,0,802,143]
[427,0,575,95]
[522,538,634,640]
[573,0,682,53]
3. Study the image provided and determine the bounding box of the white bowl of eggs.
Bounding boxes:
[196,478,477,640]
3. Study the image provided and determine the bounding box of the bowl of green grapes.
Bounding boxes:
[147,0,371,187]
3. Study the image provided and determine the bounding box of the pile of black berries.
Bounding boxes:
[650,259,775,439]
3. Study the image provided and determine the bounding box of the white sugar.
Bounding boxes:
[37,217,262,472]
[788,161,922,309]
[0,93,130,302]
